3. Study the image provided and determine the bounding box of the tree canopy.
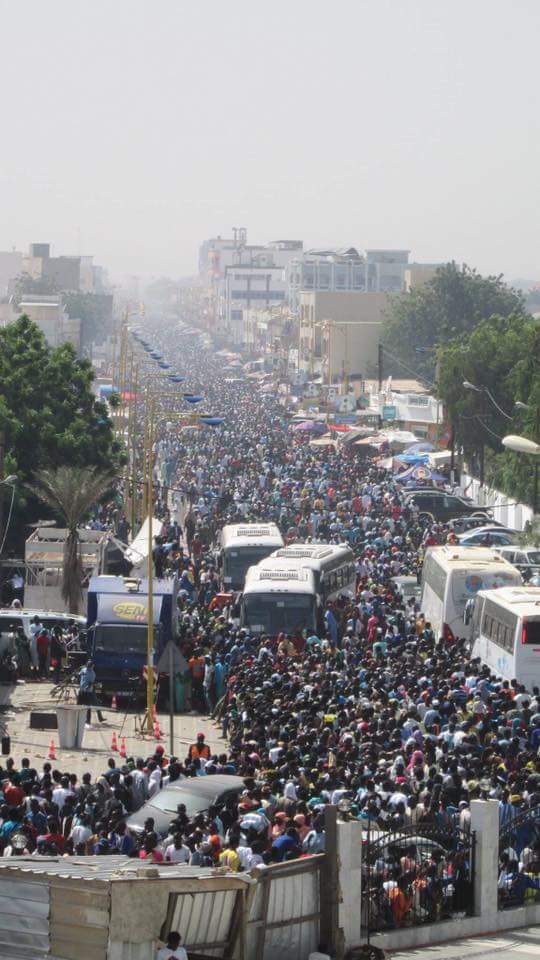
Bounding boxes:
[437,312,540,507]
[0,315,123,486]
[63,292,114,350]
[383,262,525,381]
[29,466,114,612]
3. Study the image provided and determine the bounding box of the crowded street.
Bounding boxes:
[1,319,539,953]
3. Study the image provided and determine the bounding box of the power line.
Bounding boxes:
[380,346,437,390]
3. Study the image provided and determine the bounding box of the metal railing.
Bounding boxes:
[498,805,540,909]
[363,822,475,934]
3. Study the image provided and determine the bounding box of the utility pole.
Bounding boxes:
[377,344,384,429]
[0,432,5,601]
[535,405,539,516]
[377,342,383,392]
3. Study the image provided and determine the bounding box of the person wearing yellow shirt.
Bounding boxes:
[219,839,241,871]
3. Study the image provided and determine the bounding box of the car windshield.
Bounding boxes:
[94,624,161,653]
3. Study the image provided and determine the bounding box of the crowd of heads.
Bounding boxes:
[1,322,539,919]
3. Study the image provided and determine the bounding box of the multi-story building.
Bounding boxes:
[16,295,81,352]
[0,250,23,297]
[199,231,302,339]
[403,262,441,291]
[288,248,413,314]
[298,290,387,384]
[364,250,410,292]
[224,260,288,344]
[287,247,365,314]
[19,243,102,293]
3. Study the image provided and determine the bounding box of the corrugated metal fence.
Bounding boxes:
[247,855,324,960]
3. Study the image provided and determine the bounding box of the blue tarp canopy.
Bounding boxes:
[404,441,436,454]
[395,452,430,465]
[395,464,447,484]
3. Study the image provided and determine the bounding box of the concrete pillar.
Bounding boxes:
[336,818,364,951]
[470,799,499,920]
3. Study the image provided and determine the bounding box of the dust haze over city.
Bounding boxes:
[1,0,539,284]
[2,1,540,957]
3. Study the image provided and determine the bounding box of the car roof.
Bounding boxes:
[460,525,516,535]
[154,774,244,799]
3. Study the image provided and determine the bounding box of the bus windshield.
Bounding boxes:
[223,547,275,586]
[242,593,316,635]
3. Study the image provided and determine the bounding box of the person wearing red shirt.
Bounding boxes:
[139,836,164,861]
[37,818,65,853]
[36,629,50,679]
[3,777,24,807]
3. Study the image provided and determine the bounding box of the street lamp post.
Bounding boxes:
[0,475,18,602]
[502,434,540,515]
[463,381,539,513]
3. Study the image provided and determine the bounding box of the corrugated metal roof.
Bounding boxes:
[0,855,249,885]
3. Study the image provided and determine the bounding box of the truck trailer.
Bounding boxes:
[87,575,178,700]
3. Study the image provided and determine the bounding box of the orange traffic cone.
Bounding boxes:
[119,736,127,759]
[111,731,118,752]
[111,695,118,711]
[48,739,57,761]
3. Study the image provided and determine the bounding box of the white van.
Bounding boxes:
[420,546,521,642]
[469,586,540,689]
[0,608,86,656]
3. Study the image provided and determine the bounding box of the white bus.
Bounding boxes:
[269,543,356,603]
[469,586,540,689]
[219,523,284,590]
[420,546,521,642]
[240,561,318,636]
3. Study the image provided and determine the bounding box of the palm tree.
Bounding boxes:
[29,466,114,614]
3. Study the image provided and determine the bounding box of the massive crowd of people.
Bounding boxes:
[1,322,539,929]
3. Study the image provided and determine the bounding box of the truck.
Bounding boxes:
[87,575,178,700]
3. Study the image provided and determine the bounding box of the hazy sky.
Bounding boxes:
[1,0,539,282]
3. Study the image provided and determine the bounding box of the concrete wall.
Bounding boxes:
[336,800,540,955]
[460,472,534,530]
[299,291,388,380]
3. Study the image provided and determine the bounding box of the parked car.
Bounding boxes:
[448,516,505,535]
[126,774,245,835]
[390,575,422,602]
[457,526,519,547]
[404,490,491,523]
[495,545,540,579]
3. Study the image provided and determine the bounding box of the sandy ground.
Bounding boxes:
[0,679,226,778]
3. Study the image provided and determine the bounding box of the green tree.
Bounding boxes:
[0,315,123,481]
[12,273,60,300]
[0,316,124,548]
[63,292,114,349]
[383,262,525,381]
[29,467,114,613]
[437,313,540,506]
